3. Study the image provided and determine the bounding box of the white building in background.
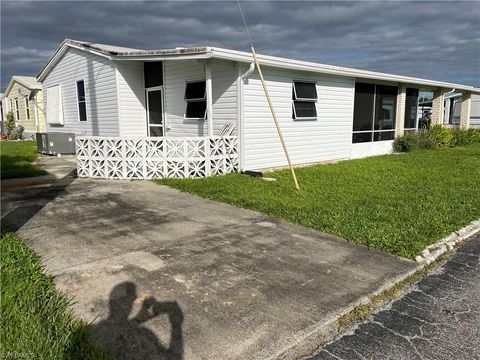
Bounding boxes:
[37,39,480,171]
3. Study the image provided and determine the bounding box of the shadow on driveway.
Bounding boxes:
[92,281,184,360]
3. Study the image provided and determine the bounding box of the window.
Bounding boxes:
[184,80,206,119]
[15,98,19,120]
[25,98,30,120]
[144,62,163,88]
[352,83,397,143]
[404,88,419,130]
[76,80,87,122]
[292,81,317,119]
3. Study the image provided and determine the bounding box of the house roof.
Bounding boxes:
[37,39,480,94]
[4,76,42,97]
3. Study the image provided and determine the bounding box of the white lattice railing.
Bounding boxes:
[75,136,238,179]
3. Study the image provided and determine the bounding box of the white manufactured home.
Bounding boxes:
[38,39,480,178]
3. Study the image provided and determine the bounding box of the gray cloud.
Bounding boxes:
[1,1,479,92]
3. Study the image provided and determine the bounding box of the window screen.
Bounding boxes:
[374,85,397,130]
[77,80,87,122]
[185,80,207,119]
[185,81,206,100]
[353,83,375,132]
[293,81,318,100]
[186,101,207,119]
[292,81,317,119]
[352,82,398,143]
[404,88,419,129]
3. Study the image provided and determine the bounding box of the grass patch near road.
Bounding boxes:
[0,140,47,179]
[157,144,480,259]
[0,226,108,359]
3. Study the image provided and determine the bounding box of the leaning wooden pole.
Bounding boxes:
[251,46,300,190]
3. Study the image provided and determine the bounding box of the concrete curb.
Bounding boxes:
[1,175,59,190]
[415,219,480,265]
[279,222,480,360]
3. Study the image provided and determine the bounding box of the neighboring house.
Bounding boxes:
[2,76,46,138]
[38,39,480,172]
[444,93,480,129]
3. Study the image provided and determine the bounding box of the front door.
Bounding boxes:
[146,88,164,136]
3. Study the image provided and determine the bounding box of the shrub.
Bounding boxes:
[393,127,479,153]
[5,111,16,137]
[451,128,480,146]
[428,124,454,147]
[393,131,418,152]
[9,125,25,140]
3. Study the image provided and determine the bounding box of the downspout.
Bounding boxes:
[442,88,455,125]
[238,62,255,172]
[241,62,255,82]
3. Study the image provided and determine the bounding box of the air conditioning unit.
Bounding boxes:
[36,133,76,155]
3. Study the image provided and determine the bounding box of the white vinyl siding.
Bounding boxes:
[243,67,354,170]
[164,60,206,136]
[211,60,238,135]
[42,47,119,136]
[116,61,147,136]
[470,94,480,129]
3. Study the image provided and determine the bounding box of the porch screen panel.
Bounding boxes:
[374,85,397,131]
[404,88,419,129]
[353,83,375,132]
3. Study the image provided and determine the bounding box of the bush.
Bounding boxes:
[428,124,454,147]
[5,111,16,137]
[394,127,480,152]
[451,128,480,146]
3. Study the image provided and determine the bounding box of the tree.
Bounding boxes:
[5,111,15,137]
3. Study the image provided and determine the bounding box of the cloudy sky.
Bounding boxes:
[1,1,479,92]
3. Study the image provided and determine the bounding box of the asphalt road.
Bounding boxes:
[308,234,480,360]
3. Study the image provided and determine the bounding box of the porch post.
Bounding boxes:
[395,85,406,136]
[460,92,471,129]
[205,62,213,136]
[431,88,445,125]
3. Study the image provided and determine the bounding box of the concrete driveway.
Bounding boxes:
[1,176,416,360]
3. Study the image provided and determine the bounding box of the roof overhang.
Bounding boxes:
[37,39,480,94]
[4,76,42,96]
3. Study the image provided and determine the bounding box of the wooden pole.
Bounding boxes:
[250,46,300,190]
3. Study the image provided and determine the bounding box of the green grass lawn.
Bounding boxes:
[0,226,109,359]
[157,144,480,259]
[0,140,48,179]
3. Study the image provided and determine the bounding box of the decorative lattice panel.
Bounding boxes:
[76,136,238,180]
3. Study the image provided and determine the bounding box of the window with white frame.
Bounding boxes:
[25,97,30,120]
[15,98,19,120]
[292,81,317,120]
[184,80,206,119]
[76,80,87,122]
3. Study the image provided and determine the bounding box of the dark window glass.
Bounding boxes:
[144,62,163,88]
[77,80,85,101]
[352,132,372,143]
[293,101,317,118]
[147,90,163,125]
[373,131,395,141]
[185,101,206,119]
[149,126,163,137]
[25,98,30,119]
[78,102,87,122]
[293,81,317,99]
[185,81,206,100]
[353,83,374,131]
[374,85,397,130]
[404,88,419,129]
[77,80,87,121]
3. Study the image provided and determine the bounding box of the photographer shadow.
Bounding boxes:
[92,281,183,360]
